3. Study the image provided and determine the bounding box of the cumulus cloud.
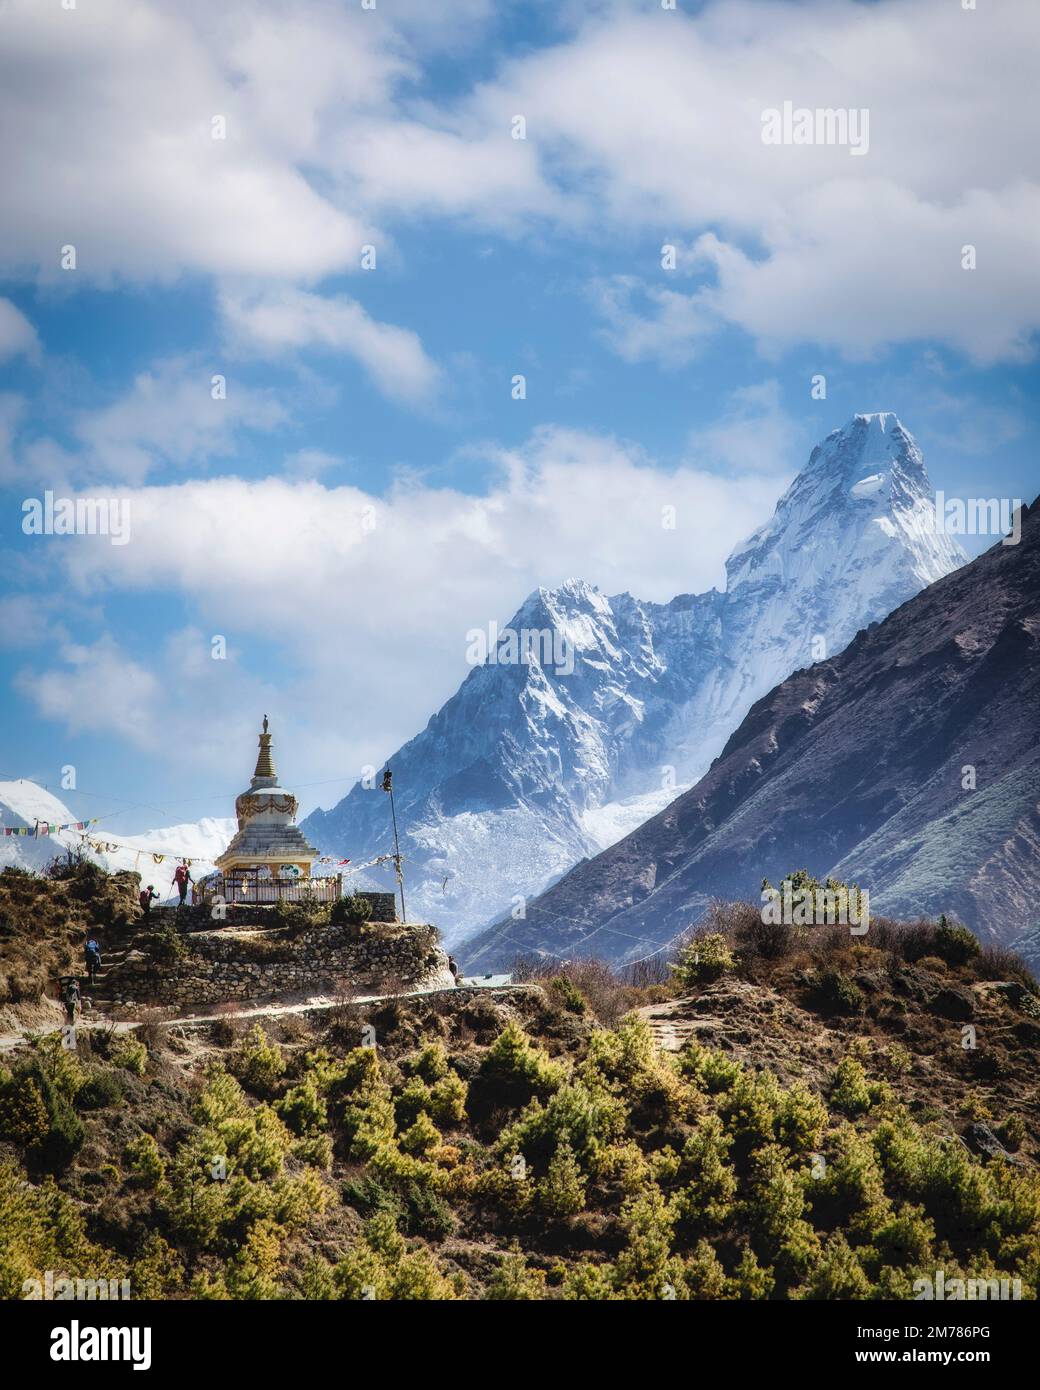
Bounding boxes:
[460,0,1040,364]
[68,356,287,484]
[3,0,1037,364]
[24,427,784,794]
[15,636,161,745]
[0,0,379,284]
[220,288,442,407]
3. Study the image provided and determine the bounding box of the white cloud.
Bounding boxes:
[220,288,442,407]
[688,380,802,477]
[70,356,287,484]
[3,0,1037,364]
[456,0,1040,364]
[0,0,381,283]
[15,636,161,744]
[28,428,783,796]
[0,299,39,361]
[590,276,715,366]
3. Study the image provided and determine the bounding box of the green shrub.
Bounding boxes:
[141,923,188,964]
[1,1062,85,1171]
[0,1072,50,1149]
[933,918,981,966]
[124,1133,166,1187]
[809,967,864,1015]
[400,1111,440,1157]
[408,1041,449,1083]
[75,1068,124,1111]
[429,1071,467,1127]
[671,933,734,987]
[111,1036,149,1076]
[483,1250,546,1300]
[468,1022,565,1118]
[276,1076,327,1136]
[537,1137,586,1218]
[831,1057,889,1117]
[998,1114,1026,1152]
[330,893,370,928]
[401,1181,457,1240]
[229,1025,286,1097]
[548,976,588,1015]
[499,1080,626,1172]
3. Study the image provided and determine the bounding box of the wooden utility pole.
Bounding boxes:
[382,766,407,923]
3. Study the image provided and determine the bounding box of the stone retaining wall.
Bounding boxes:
[103,920,449,1007]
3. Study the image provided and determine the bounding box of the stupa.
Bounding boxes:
[214,717,318,887]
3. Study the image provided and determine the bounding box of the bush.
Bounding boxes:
[429,1072,467,1127]
[111,1037,149,1076]
[229,1025,286,1097]
[141,923,188,965]
[331,893,370,928]
[831,1057,889,1118]
[671,933,734,987]
[75,1068,124,1111]
[0,1073,50,1149]
[124,1133,166,1187]
[400,1181,457,1240]
[276,1077,328,1136]
[272,898,330,932]
[484,1250,546,1300]
[933,918,981,967]
[538,1137,586,1218]
[467,1022,565,1119]
[808,967,864,1015]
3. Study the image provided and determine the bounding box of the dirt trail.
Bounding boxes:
[0,976,529,1055]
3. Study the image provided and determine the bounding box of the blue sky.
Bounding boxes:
[0,0,1037,840]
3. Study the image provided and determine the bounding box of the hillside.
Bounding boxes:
[1,864,1039,1301]
[464,499,1039,972]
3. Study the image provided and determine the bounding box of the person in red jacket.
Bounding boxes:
[139,884,159,917]
[172,861,193,908]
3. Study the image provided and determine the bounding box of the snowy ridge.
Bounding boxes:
[0,779,234,902]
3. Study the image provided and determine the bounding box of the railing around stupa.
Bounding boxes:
[203,871,343,907]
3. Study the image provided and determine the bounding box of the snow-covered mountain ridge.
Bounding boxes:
[0,779,234,900]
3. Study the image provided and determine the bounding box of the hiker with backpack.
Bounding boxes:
[84,935,102,986]
[139,884,159,918]
[172,861,192,908]
[60,976,80,1024]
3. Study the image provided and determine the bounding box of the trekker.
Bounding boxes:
[84,936,102,985]
[60,977,80,1024]
[173,861,192,907]
[140,884,159,918]
[447,954,460,986]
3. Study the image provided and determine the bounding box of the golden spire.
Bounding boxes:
[253,714,276,780]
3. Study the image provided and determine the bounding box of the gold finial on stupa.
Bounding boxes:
[253,715,276,780]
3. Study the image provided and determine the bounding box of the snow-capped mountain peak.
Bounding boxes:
[296,417,965,943]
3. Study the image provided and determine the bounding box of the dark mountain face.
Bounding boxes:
[462,501,1039,972]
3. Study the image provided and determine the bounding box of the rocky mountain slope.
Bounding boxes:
[304,414,964,942]
[464,499,1038,971]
